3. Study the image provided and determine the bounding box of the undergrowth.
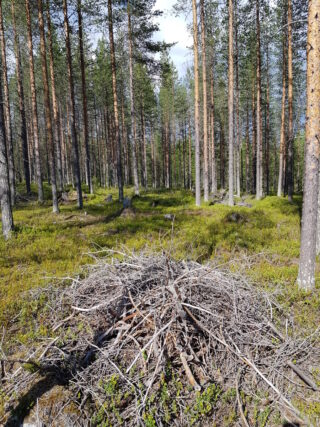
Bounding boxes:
[1,184,320,424]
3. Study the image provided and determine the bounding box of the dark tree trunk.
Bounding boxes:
[0,1,15,204]
[12,0,31,195]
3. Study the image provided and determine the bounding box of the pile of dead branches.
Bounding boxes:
[2,251,320,426]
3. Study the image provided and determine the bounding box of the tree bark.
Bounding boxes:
[0,63,13,239]
[140,101,147,189]
[11,0,31,195]
[188,113,192,190]
[38,0,59,213]
[287,0,294,202]
[77,0,92,194]
[256,0,263,200]
[265,43,270,196]
[235,0,241,198]
[25,0,44,203]
[0,1,15,204]
[210,67,217,195]
[298,0,320,290]
[192,0,201,206]
[220,119,225,189]
[127,3,139,196]
[200,0,209,201]
[63,0,83,209]
[245,102,250,194]
[228,0,234,206]
[278,16,287,197]
[251,79,256,194]
[46,0,63,191]
[107,0,123,202]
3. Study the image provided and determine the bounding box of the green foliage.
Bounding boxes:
[187,384,222,425]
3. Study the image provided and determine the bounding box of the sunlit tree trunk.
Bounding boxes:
[63,0,83,208]
[287,0,294,202]
[127,3,139,196]
[228,0,234,206]
[46,0,63,190]
[25,0,44,203]
[140,101,147,189]
[220,119,225,189]
[77,0,93,194]
[0,1,15,204]
[11,0,31,195]
[278,21,287,197]
[0,67,13,239]
[245,102,250,194]
[188,113,192,190]
[235,0,240,198]
[251,79,256,194]
[265,43,270,195]
[192,0,201,206]
[107,0,123,201]
[256,0,263,200]
[38,0,59,213]
[298,0,320,290]
[210,67,217,195]
[200,0,209,201]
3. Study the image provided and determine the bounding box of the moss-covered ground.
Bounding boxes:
[1,184,320,337]
[1,184,320,423]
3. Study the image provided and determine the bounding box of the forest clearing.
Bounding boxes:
[0,0,320,425]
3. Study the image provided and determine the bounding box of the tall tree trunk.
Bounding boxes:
[245,101,250,193]
[278,17,287,197]
[210,67,217,195]
[46,0,63,191]
[140,101,147,189]
[235,0,241,198]
[228,0,234,206]
[127,3,139,196]
[265,43,270,195]
[188,113,192,190]
[256,0,263,200]
[121,94,129,185]
[220,120,225,189]
[77,0,93,194]
[192,0,201,206]
[0,1,15,204]
[108,0,123,202]
[200,0,209,201]
[38,0,59,213]
[171,82,176,188]
[251,79,256,194]
[298,0,320,290]
[11,0,31,195]
[63,0,83,209]
[0,67,14,239]
[287,0,294,202]
[25,0,44,203]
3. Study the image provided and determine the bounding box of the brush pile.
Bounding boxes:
[2,251,320,426]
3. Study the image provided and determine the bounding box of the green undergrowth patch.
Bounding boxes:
[0,185,319,343]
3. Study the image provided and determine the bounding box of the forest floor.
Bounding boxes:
[1,184,320,424]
